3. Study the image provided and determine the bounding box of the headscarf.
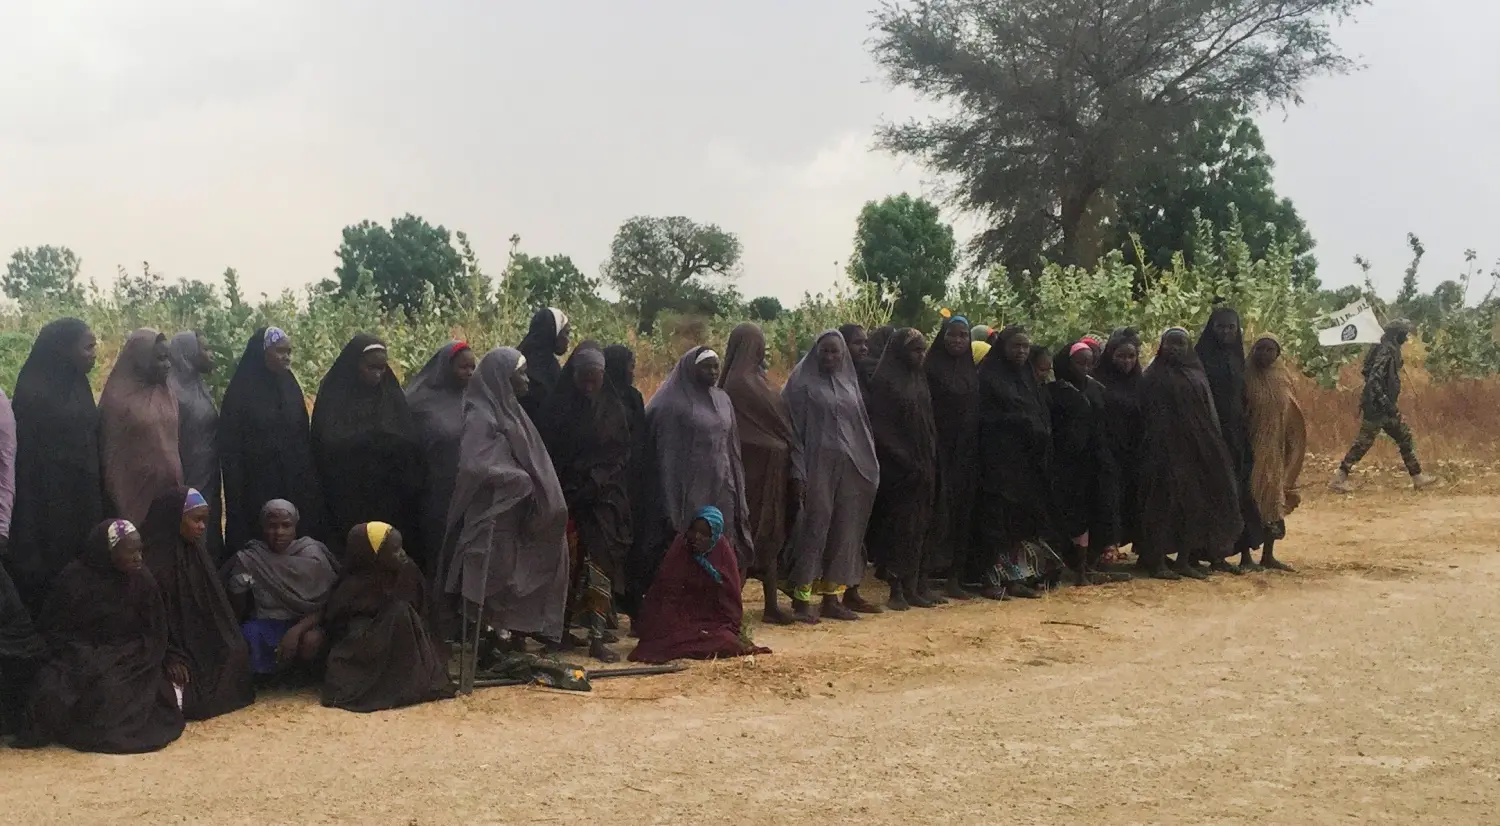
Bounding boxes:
[218,326,321,550]
[182,488,209,512]
[166,331,220,498]
[976,325,1050,436]
[603,344,646,433]
[971,324,991,343]
[232,500,339,619]
[718,323,801,457]
[405,341,472,559]
[925,316,979,408]
[641,347,753,564]
[516,307,569,418]
[9,318,103,609]
[1195,307,1249,461]
[866,328,937,486]
[312,334,416,453]
[99,329,183,524]
[1244,334,1307,522]
[781,330,879,486]
[858,325,896,392]
[690,505,725,584]
[538,341,633,510]
[971,341,991,364]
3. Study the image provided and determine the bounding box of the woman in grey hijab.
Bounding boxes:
[438,347,569,646]
[168,331,224,562]
[628,346,752,608]
[780,330,879,624]
[404,341,476,579]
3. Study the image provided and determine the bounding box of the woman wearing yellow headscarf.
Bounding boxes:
[320,522,453,712]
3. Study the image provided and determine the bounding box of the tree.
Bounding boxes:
[748,296,784,322]
[4,245,82,301]
[335,214,465,312]
[1107,105,1316,281]
[500,243,600,311]
[602,216,743,332]
[847,194,957,326]
[870,0,1367,273]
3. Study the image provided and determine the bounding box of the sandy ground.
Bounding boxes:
[4,480,1498,825]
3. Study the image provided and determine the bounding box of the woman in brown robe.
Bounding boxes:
[321,522,453,712]
[140,487,254,720]
[26,519,186,753]
[1244,334,1306,572]
[99,329,183,524]
[718,323,803,625]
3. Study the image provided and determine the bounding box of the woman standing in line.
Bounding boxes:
[405,341,476,579]
[100,329,183,524]
[1244,334,1306,572]
[168,331,224,562]
[923,315,980,599]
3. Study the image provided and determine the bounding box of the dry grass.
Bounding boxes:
[1296,363,1500,461]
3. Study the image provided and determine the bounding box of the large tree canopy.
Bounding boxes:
[871,0,1366,273]
[847,193,957,326]
[335,214,465,312]
[4,245,83,302]
[602,215,742,332]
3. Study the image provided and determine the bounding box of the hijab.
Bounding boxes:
[690,505,726,584]
[976,325,1050,438]
[166,332,219,494]
[311,334,417,453]
[925,316,979,406]
[866,327,938,481]
[99,328,183,524]
[538,341,633,499]
[781,330,879,485]
[516,307,569,417]
[1245,334,1306,522]
[405,341,471,537]
[1195,307,1248,456]
[233,500,339,618]
[718,323,799,453]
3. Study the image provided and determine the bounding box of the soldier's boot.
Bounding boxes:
[1329,468,1355,493]
[1412,472,1442,490]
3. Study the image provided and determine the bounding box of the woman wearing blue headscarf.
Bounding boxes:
[629,506,770,663]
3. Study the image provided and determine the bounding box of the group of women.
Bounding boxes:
[0,303,1306,755]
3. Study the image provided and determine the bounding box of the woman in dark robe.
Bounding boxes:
[855,325,895,392]
[717,323,803,625]
[604,344,646,439]
[972,326,1060,599]
[605,344,651,622]
[168,331,224,563]
[1195,307,1264,572]
[311,334,426,562]
[1136,328,1245,580]
[631,347,752,604]
[1095,328,1145,564]
[865,328,940,610]
[219,327,324,551]
[923,315,981,599]
[321,522,453,712]
[223,500,338,680]
[845,322,890,613]
[538,343,633,662]
[26,520,186,754]
[0,387,45,740]
[9,318,103,614]
[837,324,870,385]
[1047,343,1127,585]
[629,506,770,664]
[140,487,254,720]
[438,347,569,647]
[516,307,571,420]
[100,329,183,524]
[405,341,476,579]
[781,331,879,623]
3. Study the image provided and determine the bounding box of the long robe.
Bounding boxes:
[168,332,224,563]
[1245,334,1308,526]
[1196,309,1264,554]
[516,307,567,421]
[9,318,105,613]
[439,347,569,641]
[312,334,426,561]
[218,328,324,550]
[629,534,768,664]
[864,328,938,581]
[718,323,803,580]
[322,547,451,713]
[781,331,879,590]
[405,342,470,576]
[1095,332,1144,548]
[1136,335,1245,565]
[0,389,44,736]
[100,329,184,525]
[140,488,254,720]
[634,348,753,591]
[1047,349,1121,562]
[539,344,634,609]
[923,318,980,575]
[28,524,185,754]
[972,329,1054,578]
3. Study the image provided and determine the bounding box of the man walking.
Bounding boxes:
[1330,319,1440,492]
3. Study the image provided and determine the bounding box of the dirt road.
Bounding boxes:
[4,488,1498,825]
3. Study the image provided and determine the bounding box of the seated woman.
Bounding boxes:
[140,487,255,719]
[223,500,338,684]
[26,520,186,753]
[629,506,771,664]
[322,522,453,712]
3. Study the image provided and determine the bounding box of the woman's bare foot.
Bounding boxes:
[1209,559,1244,575]
[886,580,911,612]
[1262,556,1296,572]
[761,606,796,626]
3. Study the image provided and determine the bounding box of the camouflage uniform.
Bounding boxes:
[1339,336,1422,475]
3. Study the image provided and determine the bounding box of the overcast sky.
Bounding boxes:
[0,1,1494,305]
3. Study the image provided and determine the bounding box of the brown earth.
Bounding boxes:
[4,472,1498,825]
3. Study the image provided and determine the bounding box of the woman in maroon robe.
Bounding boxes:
[629,506,769,664]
